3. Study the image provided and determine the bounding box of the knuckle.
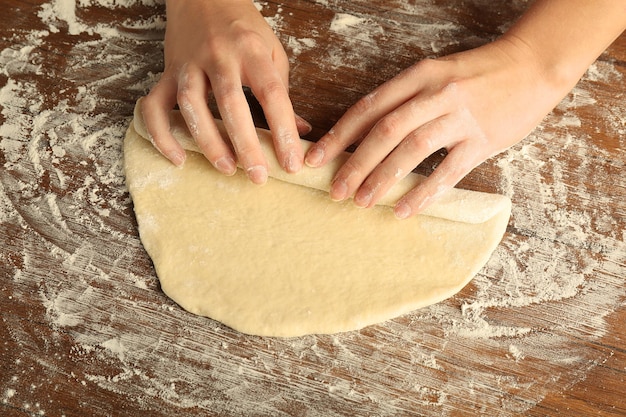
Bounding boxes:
[374,114,401,137]
[214,79,242,103]
[236,29,265,49]
[407,58,438,77]
[351,92,377,115]
[421,81,456,109]
[204,33,235,59]
[255,79,287,105]
[209,27,266,59]
[442,80,460,94]
[404,132,436,157]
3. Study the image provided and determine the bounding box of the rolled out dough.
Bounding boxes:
[124,99,511,337]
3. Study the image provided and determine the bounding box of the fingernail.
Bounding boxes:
[215,156,237,176]
[394,202,412,219]
[330,179,348,201]
[285,151,302,173]
[305,146,324,167]
[247,165,268,185]
[354,196,371,208]
[171,150,186,167]
[354,189,372,208]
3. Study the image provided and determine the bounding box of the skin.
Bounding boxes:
[145,0,626,217]
[142,0,311,185]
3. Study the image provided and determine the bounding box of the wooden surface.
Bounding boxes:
[1,1,625,416]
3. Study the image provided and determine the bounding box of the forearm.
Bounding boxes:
[501,0,626,91]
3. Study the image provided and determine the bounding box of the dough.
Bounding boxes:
[124,99,511,337]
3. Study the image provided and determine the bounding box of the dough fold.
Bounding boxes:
[132,99,510,225]
[125,99,511,337]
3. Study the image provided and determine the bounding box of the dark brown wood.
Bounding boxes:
[1,1,624,416]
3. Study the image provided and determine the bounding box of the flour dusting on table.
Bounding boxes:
[1,0,625,416]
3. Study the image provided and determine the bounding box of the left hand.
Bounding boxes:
[142,0,309,185]
[304,38,566,218]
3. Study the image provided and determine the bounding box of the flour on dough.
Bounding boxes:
[124,99,511,337]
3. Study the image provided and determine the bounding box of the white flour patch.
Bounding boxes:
[330,13,368,32]
[326,13,384,71]
[39,0,165,36]
[285,36,317,57]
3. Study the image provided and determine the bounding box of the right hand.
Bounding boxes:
[142,0,310,184]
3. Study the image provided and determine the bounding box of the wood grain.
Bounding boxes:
[1,1,625,416]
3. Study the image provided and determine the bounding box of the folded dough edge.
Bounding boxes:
[132,98,511,225]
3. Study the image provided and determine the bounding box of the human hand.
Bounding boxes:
[142,0,311,184]
[305,38,566,218]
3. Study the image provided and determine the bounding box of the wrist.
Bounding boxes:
[500,36,589,101]
[499,0,626,95]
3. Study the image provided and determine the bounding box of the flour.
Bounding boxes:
[39,0,165,37]
[285,36,317,56]
[326,12,383,71]
[330,13,368,32]
[2,388,16,403]
[101,338,128,361]
[1,0,625,416]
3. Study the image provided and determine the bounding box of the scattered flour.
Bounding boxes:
[330,13,368,32]
[285,36,317,56]
[1,1,624,416]
[326,12,384,71]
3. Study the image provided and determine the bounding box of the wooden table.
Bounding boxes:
[1,1,624,416]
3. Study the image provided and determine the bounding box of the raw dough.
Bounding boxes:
[124,99,511,337]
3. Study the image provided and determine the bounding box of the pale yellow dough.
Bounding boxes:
[124,100,511,337]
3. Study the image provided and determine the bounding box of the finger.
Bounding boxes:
[354,116,456,208]
[305,63,431,168]
[329,90,454,202]
[393,141,482,219]
[142,76,187,166]
[177,65,237,175]
[212,66,269,185]
[273,49,312,136]
[246,55,303,173]
[305,91,389,170]
[295,114,313,136]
